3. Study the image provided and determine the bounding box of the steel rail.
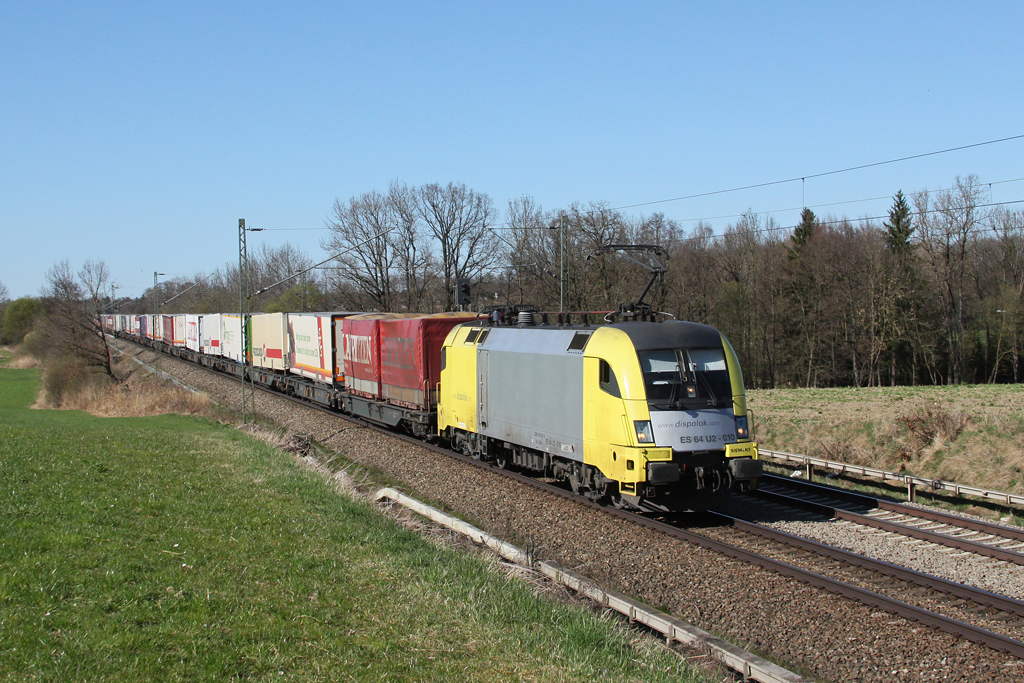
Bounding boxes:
[124,335,1024,660]
[190,369,1024,658]
[608,510,1024,659]
[703,509,1024,618]
[282,384,1024,657]
[756,476,1024,565]
[762,473,1024,543]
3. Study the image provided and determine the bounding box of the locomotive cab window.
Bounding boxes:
[465,329,480,344]
[598,359,621,398]
[638,348,731,409]
[440,347,446,370]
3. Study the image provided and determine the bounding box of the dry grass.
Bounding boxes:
[37,358,214,418]
[748,384,1024,495]
[0,345,42,368]
[900,404,972,443]
[7,355,42,369]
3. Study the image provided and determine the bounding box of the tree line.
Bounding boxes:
[5,174,1022,388]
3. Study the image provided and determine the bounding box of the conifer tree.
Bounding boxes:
[884,190,914,257]
[788,208,818,259]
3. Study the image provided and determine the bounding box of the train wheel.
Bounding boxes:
[453,431,470,457]
[495,450,510,469]
[568,464,582,494]
[462,435,477,459]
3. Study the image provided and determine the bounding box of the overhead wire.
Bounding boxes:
[674,198,1024,246]
[243,136,1024,234]
[608,134,1024,212]
[487,177,1024,232]
[653,176,1024,228]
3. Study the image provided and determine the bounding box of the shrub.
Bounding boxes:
[20,319,65,364]
[41,358,91,406]
[899,404,972,445]
[1,297,45,345]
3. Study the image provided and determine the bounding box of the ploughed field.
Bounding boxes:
[118,339,1024,682]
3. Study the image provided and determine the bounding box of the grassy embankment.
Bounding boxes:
[748,383,1024,503]
[0,364,707,682]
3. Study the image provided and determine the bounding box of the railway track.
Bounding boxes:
[689,508,1024,653]
[124,339,1024,662]
[263,376,1024,659]
[381,423,1024,658]
[753,474,1024,566]
[119,335,1024,679]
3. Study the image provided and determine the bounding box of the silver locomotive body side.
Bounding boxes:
[475,327,585,463]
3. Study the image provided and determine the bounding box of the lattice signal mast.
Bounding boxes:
[238,219,256,424]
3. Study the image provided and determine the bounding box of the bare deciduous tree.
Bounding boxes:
[501,195,554,306]
[987,208,1024,381]
[0,280,10,333]
[100,173,1024,388]
[322,190,400,311]
[915,175,989,383]
[389,181,435,312]
[417,182,500,310]
[40,259,117,380]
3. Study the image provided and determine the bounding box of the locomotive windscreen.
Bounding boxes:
[639,348,731,409]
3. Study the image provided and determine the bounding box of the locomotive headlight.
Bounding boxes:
[634,420,653,444]
[736,415,749,439]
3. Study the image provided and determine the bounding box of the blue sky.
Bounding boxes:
[2,1,1022,298]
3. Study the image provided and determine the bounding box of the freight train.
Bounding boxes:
[105,309,760,511]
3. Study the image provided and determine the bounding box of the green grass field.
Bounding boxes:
[0,367,705,682]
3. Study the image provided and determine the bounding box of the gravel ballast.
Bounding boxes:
[721,495,1024,602]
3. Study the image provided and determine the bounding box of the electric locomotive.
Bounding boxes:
[437,315,760,511]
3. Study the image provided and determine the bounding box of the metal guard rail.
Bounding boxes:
[761,448,1024,507]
